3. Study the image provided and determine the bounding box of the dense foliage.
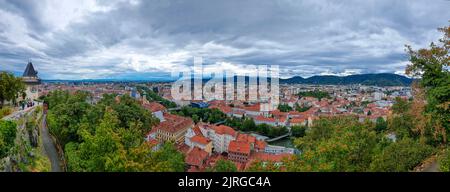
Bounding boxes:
[0,107,12,119]
[246,161,283,172]
[294,103,311,112]
[139,87,177,108]
[0,72,26,108]
[297,90,330,101]
[406,25,449,143]
[0,120,17,158]
[370,138,433,171]
[226,117,289,138]
[208,159,237,172]
[173,106,226,124]
[44,90,185,172]
[291,125,306,137]
[439,148,450,172]
[283,112,434,172]
[277,104,292,112]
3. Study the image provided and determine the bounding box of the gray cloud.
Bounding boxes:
[0,0,449,79]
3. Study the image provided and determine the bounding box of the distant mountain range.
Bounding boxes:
[280,73,414,86]
[41,73,414,86]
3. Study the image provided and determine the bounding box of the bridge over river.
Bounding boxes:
[266,132,292,142]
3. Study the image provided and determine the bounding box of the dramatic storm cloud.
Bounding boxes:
[0,0,449,79]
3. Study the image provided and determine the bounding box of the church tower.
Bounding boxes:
[22,61,41,101]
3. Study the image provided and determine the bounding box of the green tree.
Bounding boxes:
[298,90,331,101]
[291,125,306,137]
[375,117,387,133]
[406,25,450,143]
[247,161,283,172]
[47,93,92,147]
[0,120,17,158]
[47,91,183,172]
[277,104,292,112]
[140,88,177,108]
[0,107,12,118]
[439,148,450,172]
[0,72,26,108]
[191,114,200,123]
[242,118,256,131]
[47,92,159,148]
[288,117,379,172]
[107,94,158,132]
[290,118,378,172]
[295,103,311,112]
[392,97,410,114]
[177,106,226,124]
[145,143,185,172]
[65,109,126,171]
[369,138,434,172]
[388,99,415,139]
[65,109,185,172]
[209,159,237,172]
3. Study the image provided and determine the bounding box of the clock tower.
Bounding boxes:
[22,61,41,101]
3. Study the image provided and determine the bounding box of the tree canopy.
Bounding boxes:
[284,115,435,172]
[406,25,450,143]
[208,159,237,172]
[0,120,17,158]
[0,72,26,108]
[297,90,331,101]
[44,90,184,172]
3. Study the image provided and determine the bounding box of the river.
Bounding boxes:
[268,137,295,148]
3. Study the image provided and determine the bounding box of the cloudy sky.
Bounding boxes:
[0,0,449,80]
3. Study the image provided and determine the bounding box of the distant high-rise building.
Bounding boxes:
[22,61,41,101]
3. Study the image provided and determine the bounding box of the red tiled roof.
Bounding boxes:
[185,147,209,167]
[210,105,232,114]
[288,111,304,117]
[190,135,211,145]
[250,152,293,162]
[236,133,256,143]
[290,117,307,124]
[192,125,203,136]
[255,140,267,150]
[154,113,193,133]
[232,110,245,115]
[143,102,166,113]
[254,115,276,123]
[319,100,329,107]
[177,143,191,155]
[208,100,226,106]
[306,107,319,114]
[270,110,288,117]
[211,125,237,136]
[244,104,260,112]
[228,141,251,155]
